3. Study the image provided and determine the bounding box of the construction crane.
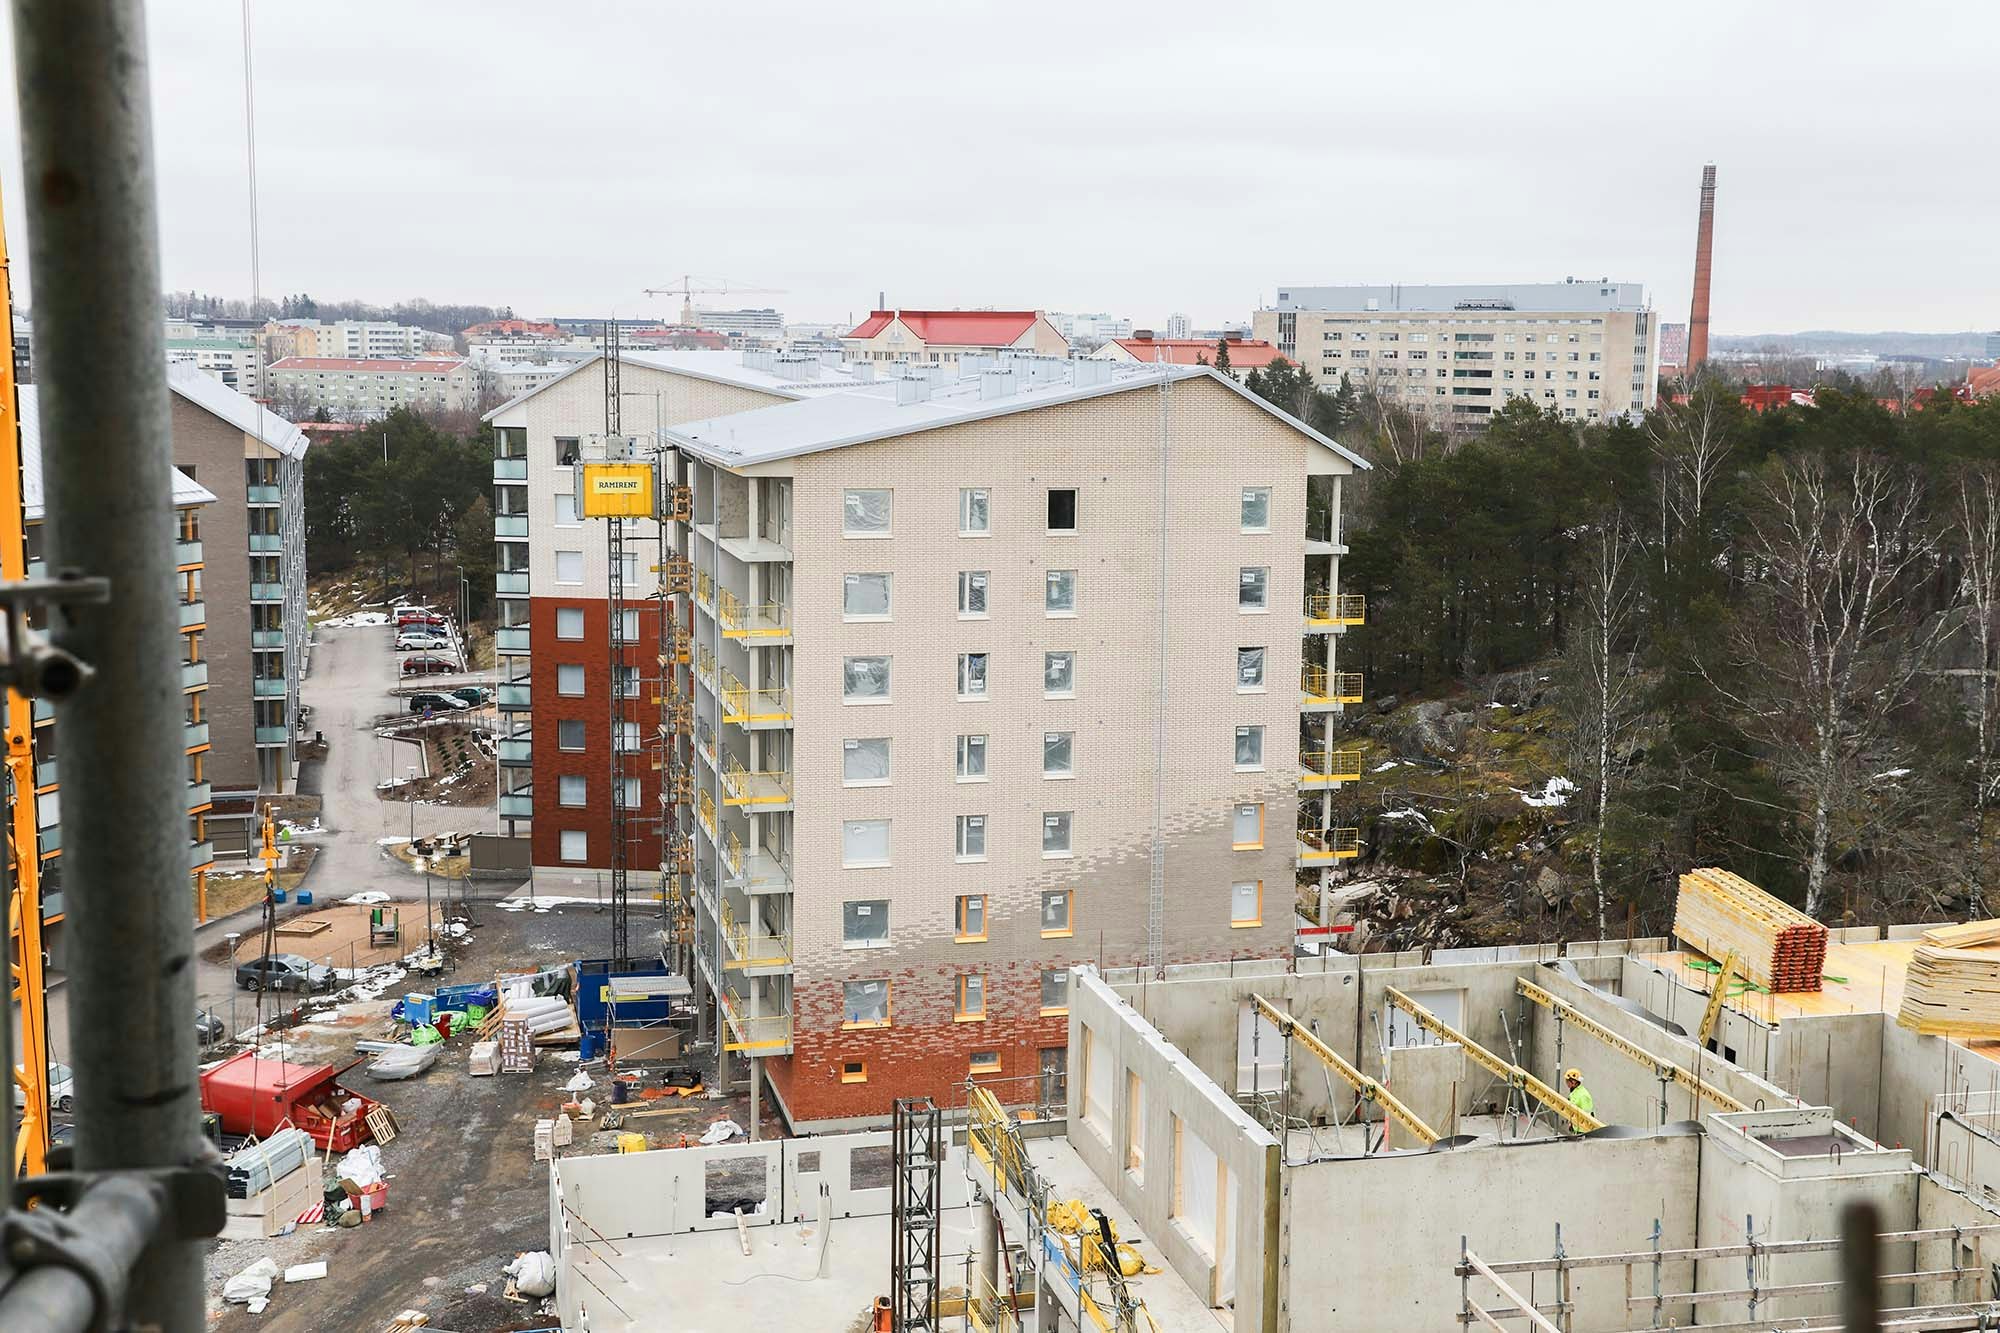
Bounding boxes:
[1383,985,1604,1135]
[643,275,786,328]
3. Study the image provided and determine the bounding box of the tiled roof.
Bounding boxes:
[843,310,1044,346]
[1110,338,1287,369]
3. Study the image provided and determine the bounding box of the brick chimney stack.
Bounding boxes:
[1687,164,1717,373]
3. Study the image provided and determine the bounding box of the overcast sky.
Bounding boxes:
[1,1,1993,334]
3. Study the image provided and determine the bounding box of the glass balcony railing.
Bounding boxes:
[252,629,286,649]
[254,726,290,745]
[497,682,531,710]
[498,792,533,819]
[496,626,530,654]
[179,601,206,628]
[183,721,209,749]
[188,840,215,871]
[186,780,212,810]
[250,582,284,602]
[253,677,287,697]
[495,515,529,538]
[249,533,284,553]
[494,458,528,481]
[181,661,209,691]
[498,737,532,765]
[246,484,280,504]
[496,571,528,596]
[175,539,203,567]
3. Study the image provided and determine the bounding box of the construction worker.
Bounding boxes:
[1564,1068,1594,1116]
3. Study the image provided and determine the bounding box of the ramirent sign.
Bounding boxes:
[579,462,656,518]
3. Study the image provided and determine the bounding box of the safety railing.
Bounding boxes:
[1298,825,1362,862]
[696,567,714,606]
[1299,748,1365,785]
[720,901,792,970]
[716,587,791,639]
[695,642,716,689]
[720,754,793,807]
[719,991,792,1053]
[723,830,744,878]
[719,666,793,724]
[1301,664,1364,705]
[1304,592,1367,627]
[698,789,717,840]
[966,1264,1023,1333]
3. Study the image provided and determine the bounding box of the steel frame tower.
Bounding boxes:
[653,417,694,973]
[890,1097,943,1333]
[602,321,634,967]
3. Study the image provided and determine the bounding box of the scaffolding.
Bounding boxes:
[891,1096,943,1333]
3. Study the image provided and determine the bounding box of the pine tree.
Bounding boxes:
[1213,337,1233,376]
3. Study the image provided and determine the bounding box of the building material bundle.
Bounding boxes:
[1922,919,2000,950]
[224,1127,310,1198]
[1897,945,2000,1036]
[1673,868,1827,993]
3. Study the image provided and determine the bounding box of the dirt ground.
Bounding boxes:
[204,898,757,1332]
[376,719,498,807]
[203,844,322,920]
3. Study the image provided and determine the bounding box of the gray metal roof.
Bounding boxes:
[166,362,310,458]
[19,386,219,521]
[1270,281,1648,313]
[481,348,869,422]
[664,360,1371,471]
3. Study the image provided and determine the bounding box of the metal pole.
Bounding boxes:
[12,0,206,1322]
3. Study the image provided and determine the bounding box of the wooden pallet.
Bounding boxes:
[1897,944,2000,1036]
[365,1105,398,1146]
[1921,919,2000,950]
[1673,868,1827,993]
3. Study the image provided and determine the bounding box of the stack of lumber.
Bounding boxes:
[1922,919,2000,949]
[1673,868,1828,993]
[1898,944,2000,1035]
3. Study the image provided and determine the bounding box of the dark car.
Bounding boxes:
[234,953,333,993]
[402,655,459,676]
[196,1009,225,1044]
[449,686,489,706]
[408,692,469,713]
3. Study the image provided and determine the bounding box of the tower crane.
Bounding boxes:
[643,275,786,328]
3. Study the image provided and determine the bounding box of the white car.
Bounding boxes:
[10,1061,73,1113]
[395,634,450,652]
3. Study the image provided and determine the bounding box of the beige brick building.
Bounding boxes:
[1252,281,1659,426]
[659,357,1367,1130]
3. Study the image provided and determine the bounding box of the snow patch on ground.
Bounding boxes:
[319,611,391,627]
[1371,760,1402,773]
[498,894,599,913]
[341,891,391,905]
[1379,808,1436,832]
[1517,776,1577,808]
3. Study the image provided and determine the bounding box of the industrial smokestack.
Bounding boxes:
[1687,164,1717,372]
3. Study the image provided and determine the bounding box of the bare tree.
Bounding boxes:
[1646,382,1736,567]
[1720,453,1943,917]
[1953,464,2000,914]
[1558,513,1644,936]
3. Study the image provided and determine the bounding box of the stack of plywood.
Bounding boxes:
[1921,919,2000,950]
[1673,868,1828,993]
[1898,944,2000,1036]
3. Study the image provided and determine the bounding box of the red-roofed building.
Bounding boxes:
[462,319,567,351]
[840,309,1068,365]
[1094,337,1287,372]
[626,326,729,351]
[1968,365,2000,400]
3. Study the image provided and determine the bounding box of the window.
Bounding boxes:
[1043,811,1073,857]
[557,720,585,751]
[1126,1070,1146,1178]
[840,1061,867,1084]
[560,830,587,862]
[960,488,990,535]
[957,733,988,780]
[555,493,578,525]
[1232,803,1264,849]
[613,665,638,698]
[1238,567,1269,611]
[843,979,890,1027]
[1232,881,1262,927]
[1235,725,1264,769]
[955,814,987,861]
[1045,570,1076,615]
[1043,731,1074,777]
[843,656,891,701]
[555,550,583,583]
[1237,647,1266,690]
[1042,889,1073,937]
[558,775,586,807]
[1044,651,1075,697]
[955,894,987,942]
[842,737,891,785]
[613,610,639,644]
[958,652,988,698]
[843,488,891,536]
[842,819,891,867]
[842,899,889,947]
[957,974,987,1021]
[556,607,584,640]
[958,570,989,617]
[616,721,639,753]
[970,1050,1001,1074]
[1047,488,1078,533]
[557,664,585,696]
[843,572,892,619]
[1042,967,1070,1013]
[555,436,580,465]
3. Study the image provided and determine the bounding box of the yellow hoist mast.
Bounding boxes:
[1,185,54,1178]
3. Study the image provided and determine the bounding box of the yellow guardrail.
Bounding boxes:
[1298,826,1361,861]
[723,830,744,878]
[1299,748,1365,784]
[721,754,793,807]
[716,588,791,639]
[1305,592,1366,626]
[696,568,714,605]
[719,992,791,1052]
[1301,665,1364,705]
[698,789,717,838]
[719,666,793,724]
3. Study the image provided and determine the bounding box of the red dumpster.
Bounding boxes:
[199,1051,382,1151]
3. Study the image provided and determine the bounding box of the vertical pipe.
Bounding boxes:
[11,0,205,1323]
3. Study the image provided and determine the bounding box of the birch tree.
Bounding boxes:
[1953,464,2000,915]
[1646,384,1736,566]
[1559,513,1644,937]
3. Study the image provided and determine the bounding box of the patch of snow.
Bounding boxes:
[1517,776,1577,808]
[1872,768,1913,781]
[319,611,391,628]
[498,894,599,912]
[341,891,391,905]
[1490,702,1508,710]
[1371,760,1402,773]
[1378,808,1435,832]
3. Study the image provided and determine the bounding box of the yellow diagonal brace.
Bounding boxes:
[1384,984,1604,1134]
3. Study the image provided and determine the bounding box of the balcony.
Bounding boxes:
[720,755,792,808]
[250,582,284,602]
[249,533,284,553]
[253,677,287,697]
[252,629,286,649]
[719,991,792,1054]
[188,840,215,871]
[497,682,531,710]
[186,780,212,811]
[495,626,530,655]
[719,668,792,726]
[175,539,203,567]
[495,571,528,597]
[499,736,533,766]
[34,758,57,789]
[1299,748,1364,787]
[1301,665,1363,709]
[499,792,533,819]
[724,837,793,896]
[179,601,206,628]
[184,721,210,750]
[720,902,792,974]
[1304,592,1366,630]
[493,458,528,482]
[254,726,290,746]
[181,661,209,691]
[246,484,280,505]
[694,643,716,692]
[698,790,718,841]
[715,589,791,641]
[1298,826,1362,866]
[495,514,529,539]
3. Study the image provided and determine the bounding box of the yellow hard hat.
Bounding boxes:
[1564,1068,1582,1082]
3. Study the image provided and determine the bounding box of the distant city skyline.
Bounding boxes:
[2,3,1994,334]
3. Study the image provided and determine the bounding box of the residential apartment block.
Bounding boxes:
[15,388,221,968]
[166,364,308,792]
[691,308,785,343]
[165,333,262,397]
[1253,281,1659,423]
[655,357,1364,1130]
[840,310,1069,366]
[265,356,473,421]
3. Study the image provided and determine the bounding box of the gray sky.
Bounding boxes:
[2,0,1994,334]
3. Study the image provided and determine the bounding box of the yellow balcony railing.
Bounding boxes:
[723,830,745,878]
[696,642,716,689]
[1302,664,1364,706]
[698,789,717,839]
[720,753,793,807]
[1299,826,1362,862]
[696,568,714,606]
[1300,748,1365,784]
[719,991,792,1053]
[1305,592,1367,627]
[966,1267,1024,1333]
[720,901,792,970]
[719,666,793,724]
[716,588,791,639]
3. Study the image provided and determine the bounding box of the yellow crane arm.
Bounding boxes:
[1517,977,1747,1114]
[1695,950,1740,1048]
[1251,993,1440,1147]
[1383,985,1604,1134]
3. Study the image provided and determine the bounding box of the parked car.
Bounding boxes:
[394,633,450,652]
[402,656,460,676]
[196,1009,226,1045]
[449,686,489,706]
[234,953,333,993]
[11,1062,74,1113]
[397,612,445,628]
[408,691,470,713]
